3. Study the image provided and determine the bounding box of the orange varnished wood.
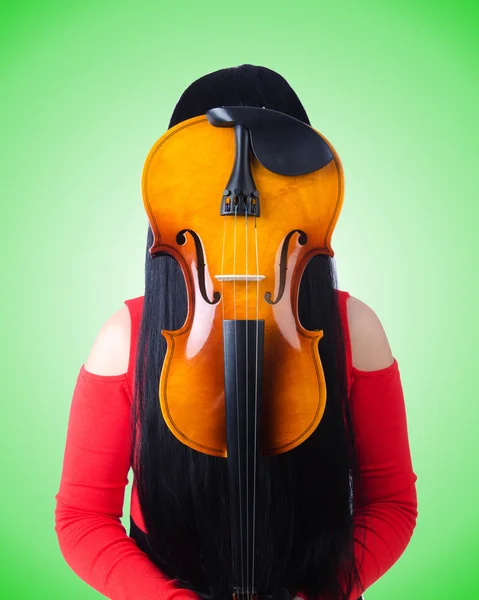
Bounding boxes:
[141,114,344,457]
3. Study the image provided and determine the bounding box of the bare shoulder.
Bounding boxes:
[345,294,394,371]
[84,305,131,376]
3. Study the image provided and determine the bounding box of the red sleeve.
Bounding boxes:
[297,359,418,599]
[54,366,200,600]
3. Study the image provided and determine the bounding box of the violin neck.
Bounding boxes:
[223,319,265,596]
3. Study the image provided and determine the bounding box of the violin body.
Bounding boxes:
[141,107,345,599]
[142,111,344,458]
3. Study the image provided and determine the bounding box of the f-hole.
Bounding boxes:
[176,229,221,305]
[264,230,307,305]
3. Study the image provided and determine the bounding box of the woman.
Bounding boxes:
[54,64,418,600]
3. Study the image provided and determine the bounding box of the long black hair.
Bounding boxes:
[130,64,366,600]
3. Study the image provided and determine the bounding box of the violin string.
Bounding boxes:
[233,203,244,595]
[252,212,259,596]
[245,207,250,597]
[221,213,239,588]
[221,217,226,324]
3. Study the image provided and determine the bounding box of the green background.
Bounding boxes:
[2,0,477,598]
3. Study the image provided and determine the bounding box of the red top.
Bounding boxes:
[54,290,418,600]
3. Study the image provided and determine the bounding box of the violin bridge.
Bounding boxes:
[215,275,265,282]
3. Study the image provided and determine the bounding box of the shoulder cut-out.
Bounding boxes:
[346,295,394,372]
[84,305,131,376]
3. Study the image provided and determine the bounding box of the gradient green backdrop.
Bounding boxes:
[2,0,477,598]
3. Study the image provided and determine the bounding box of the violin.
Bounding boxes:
[141,106,344,600]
